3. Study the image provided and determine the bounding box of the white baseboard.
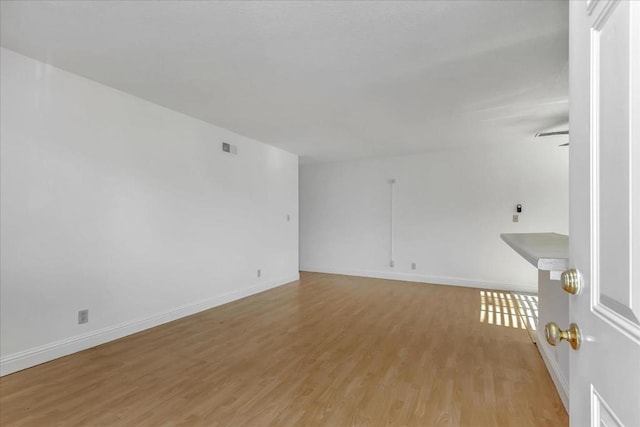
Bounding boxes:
[299,266,537,293]
[535,329,569,412]
[0,274,299,377]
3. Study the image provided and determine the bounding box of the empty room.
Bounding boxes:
[1,1,638,426]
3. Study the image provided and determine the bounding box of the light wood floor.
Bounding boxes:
[0,272,567,426]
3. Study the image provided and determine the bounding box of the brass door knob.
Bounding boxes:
[545,322,581,350]
[561,269,582,295]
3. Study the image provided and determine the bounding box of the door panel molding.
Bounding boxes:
[589,0,640,343]
[591,385,624,427]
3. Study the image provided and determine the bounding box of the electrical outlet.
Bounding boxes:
[513,214,519,223]
[389,260,395,268]
[257,269,261,278]
[411,262,416,270]
[78,309,89,324]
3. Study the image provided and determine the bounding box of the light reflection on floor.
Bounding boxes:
[480,290,538,331]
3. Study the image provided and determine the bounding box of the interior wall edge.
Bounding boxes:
[0,274,300,377]
[536,328,570,412]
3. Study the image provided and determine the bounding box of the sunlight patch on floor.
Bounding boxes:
[480,290,538,331]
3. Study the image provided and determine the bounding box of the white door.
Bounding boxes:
[569,0,640,426]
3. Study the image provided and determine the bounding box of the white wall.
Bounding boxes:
[536,269,570,410]
[0,48,299,375]
[300,143,568,291]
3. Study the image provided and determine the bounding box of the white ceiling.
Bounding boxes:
[0,1,569,163]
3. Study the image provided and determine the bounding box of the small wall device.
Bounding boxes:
[516,204,522,213]
[222,142,238,154]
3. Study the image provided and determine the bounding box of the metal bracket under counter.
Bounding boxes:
[500,233,569,279]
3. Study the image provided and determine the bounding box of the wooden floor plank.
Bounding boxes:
[0,272,568,426]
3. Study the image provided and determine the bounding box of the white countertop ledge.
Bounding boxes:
[500,232,569,272]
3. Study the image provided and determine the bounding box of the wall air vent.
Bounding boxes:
[222,142,238,154]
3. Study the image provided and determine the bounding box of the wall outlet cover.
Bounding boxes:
[78,309,89,324]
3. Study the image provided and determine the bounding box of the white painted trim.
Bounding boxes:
[536,329,570,412]
[299,266,537,293]
[591,384,625,427]
[589,0,640,345]
[0,274,299,377]
[388,178,396,268]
